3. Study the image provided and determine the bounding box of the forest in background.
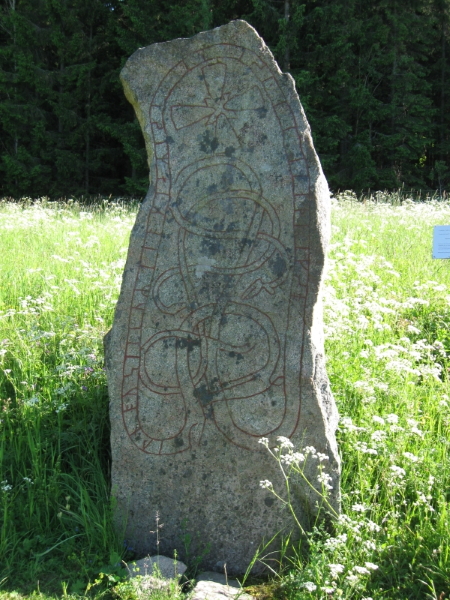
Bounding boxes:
[0,0,449,199]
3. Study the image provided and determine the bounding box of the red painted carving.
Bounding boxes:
[121,43,312,454]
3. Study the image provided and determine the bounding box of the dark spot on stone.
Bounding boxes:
[199,130,219,153]
[240,237,254,247]
[228,351,244,363]
[213,218,226,231]
[220,170,234,189]
[271,400,277,406]
[201,238,222,256]
[202,473,208,480]
[264,496,274,507]
[220,315,228,326]
[166,136,174,144]
[159,468,166,475]
[193,383,215,405]
[256,106,268,118]
[207,183,218,194]
[270,254,287,277]
[176,336,201,352]
[174,436,184,447]
[225,146,235,157]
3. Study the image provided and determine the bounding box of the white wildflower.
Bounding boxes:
[281,452,305,465]
[363,540,377,551]
[372,415,385,425]
[259,480,272,489]
[354,441,378,455]
[403,452,420,462]
[352,503,368,512]
[385,413,399,424]
[410,426,424,438]
[390,465,406,478]
[317,471,333,490]
[277,436,294,449]
[328,563,345,578]
[365,520,381,532]
[321,587,335,594]
[301,582,317,592]
[371,430,386,443]
[303,445,318,457]
[352,566,370,575]
[365,562,379,570]
[407,325,420,334]
[316,452,329,462]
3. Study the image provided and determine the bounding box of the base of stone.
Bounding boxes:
[126,555,254,599]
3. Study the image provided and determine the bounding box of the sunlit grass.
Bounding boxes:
[0,194,449,599]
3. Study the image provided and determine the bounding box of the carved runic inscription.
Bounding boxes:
[107,20,339,572]
[120,45,313,455]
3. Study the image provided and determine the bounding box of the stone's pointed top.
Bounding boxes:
[106,19,339,576]
[122,20,267,67]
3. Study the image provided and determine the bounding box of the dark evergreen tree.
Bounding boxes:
[0,0,449,197]
[0,0,52,196]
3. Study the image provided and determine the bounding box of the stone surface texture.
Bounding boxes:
[105,19,340,574]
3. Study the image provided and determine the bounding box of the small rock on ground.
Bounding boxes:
[193,573,255,600]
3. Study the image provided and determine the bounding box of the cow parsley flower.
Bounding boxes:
[259,480,272,489]
[390,465,406,478]
[352,566,370,575]
[328,563,345,578]
[301,582,317,592]
[317,472,333,490]
[277,436,294,449]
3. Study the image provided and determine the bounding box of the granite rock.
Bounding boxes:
[191,580,254,600]
[105,19,340,574]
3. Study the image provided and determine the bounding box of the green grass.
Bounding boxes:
[0,193,449,600]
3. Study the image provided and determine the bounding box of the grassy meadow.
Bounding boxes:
[0,193,449,600]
